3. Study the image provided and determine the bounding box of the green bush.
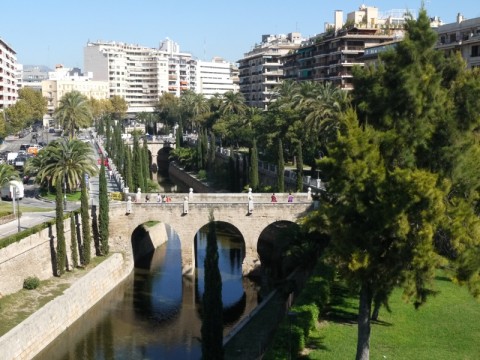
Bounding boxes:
[198,169,207,180]
[264,260,335,359]
[23,276,40,290]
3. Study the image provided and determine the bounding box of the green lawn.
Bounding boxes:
[0,201,53,213]
[39,190,81,202]
[305,275,480,360]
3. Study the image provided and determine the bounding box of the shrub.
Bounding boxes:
[198,169,207,180]
[23,276,40,290]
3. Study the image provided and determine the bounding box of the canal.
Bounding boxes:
[35,175,262,359]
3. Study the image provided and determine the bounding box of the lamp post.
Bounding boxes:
[12,184,21,232]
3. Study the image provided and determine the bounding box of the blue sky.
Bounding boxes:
[1,1,479,69]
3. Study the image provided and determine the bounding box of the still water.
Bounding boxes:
[35,225,260,360]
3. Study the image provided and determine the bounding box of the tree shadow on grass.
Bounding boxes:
[321,283,358,324]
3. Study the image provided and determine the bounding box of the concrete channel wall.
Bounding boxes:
[0,253,133,360]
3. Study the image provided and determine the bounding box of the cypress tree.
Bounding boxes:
[176,121,183,148]
[296,141,303,192]
[201,128,208,169]
[132,134,143,191]
[55,179,66,276]
[208,132,216,172]
[99,162,109,255]
[124,146,134,191]
[277,139,285,192]
[197,135,203,170]
[70,212,79,268]
[80,175,92,265]
[142,136,150,189]
[249,139,259,191]
[201,212,224,360]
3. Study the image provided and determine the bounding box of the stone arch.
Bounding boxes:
[257,220,302,279]
[156,147,173,174]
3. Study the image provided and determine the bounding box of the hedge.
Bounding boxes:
[0,210,79,250]
[263,261,334,360]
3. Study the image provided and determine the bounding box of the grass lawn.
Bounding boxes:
[304,274,480,360]
[40,190,81,202]
[0,201,53,213]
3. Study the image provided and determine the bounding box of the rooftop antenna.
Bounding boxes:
[203,38,206,60]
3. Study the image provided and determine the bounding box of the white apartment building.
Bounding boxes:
[0,37,18,110]
[85,38,199,114]
[238,32,303,109]
[41,64,109,126]
[436,13,480,69]
[195,57,237,98]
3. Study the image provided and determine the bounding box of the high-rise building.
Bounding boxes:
[195,57,237,98]
[283,6,406,90]
[237,33,303,109]
[0,37,18,110]
[436,13,480,69]
[85,39,199,114]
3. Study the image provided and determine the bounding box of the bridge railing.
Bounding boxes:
[118,191,314,204]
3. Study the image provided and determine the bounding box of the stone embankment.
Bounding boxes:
[0,253,132,360]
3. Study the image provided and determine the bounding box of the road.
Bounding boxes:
[0,130,120,239]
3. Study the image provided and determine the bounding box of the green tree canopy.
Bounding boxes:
[55,91,92,138]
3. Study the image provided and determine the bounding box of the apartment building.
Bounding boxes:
[0,37,18,110]
[283,6,406,90]
[41,64,109,126]
[85,39,199,114]
[195,57,237,98]
[436,13,480,69]
[238,33,303,109]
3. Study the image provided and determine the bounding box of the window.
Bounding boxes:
[471,45,479,57]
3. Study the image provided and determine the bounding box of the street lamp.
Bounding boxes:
[12,184,21,232]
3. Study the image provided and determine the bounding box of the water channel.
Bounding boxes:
[35,172,263,360]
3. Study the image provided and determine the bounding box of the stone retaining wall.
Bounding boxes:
[168,162,213,193]
[0,253,132,360]
[0,225,56,297]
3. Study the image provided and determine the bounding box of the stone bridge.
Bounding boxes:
[108,193,314,276]
[124,137,176,171]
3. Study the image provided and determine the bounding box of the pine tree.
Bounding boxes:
[99,163,109,255]
[201,212,224,360]
[55,179,66,275]
[70,212,79,268]
[249,139,259,191]
[277,139,285,192]
[80,174,92,265]
[296,141,303,192]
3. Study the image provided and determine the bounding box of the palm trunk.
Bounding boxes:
[356,284,372,360]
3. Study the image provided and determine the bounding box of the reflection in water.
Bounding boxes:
[35,225,260,360]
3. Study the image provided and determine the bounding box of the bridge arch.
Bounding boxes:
[108,194,313,276]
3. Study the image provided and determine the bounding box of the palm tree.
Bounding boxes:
[220,91,247,116]
[55,91,92,139]
[39,139,98,191]
[0,163,19,186]
[181,91,209,132]
[302,82,350,145]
